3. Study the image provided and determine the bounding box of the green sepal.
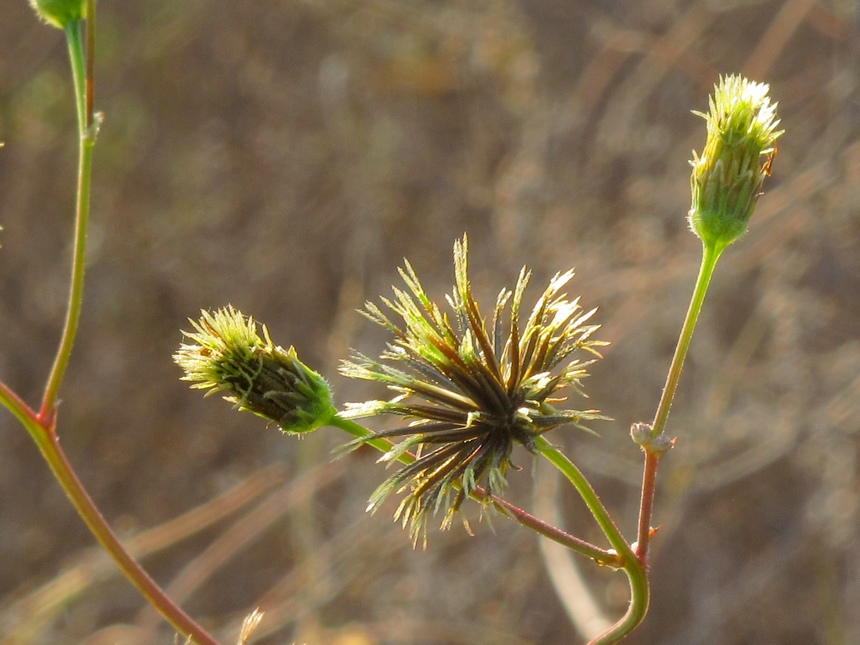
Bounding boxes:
[29,0,86,29]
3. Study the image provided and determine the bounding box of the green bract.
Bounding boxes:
[174,306,336,434]
[28,0,86,29]
[688,75,783,251]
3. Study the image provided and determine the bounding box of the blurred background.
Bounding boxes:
[1,0,859,643]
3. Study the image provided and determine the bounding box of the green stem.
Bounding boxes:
[534,436,648,644]
[650,242,722,438]
[534,436,629,556]
[40,20,94,419]
[330,414,416,461]
[0,380,40,429]
[330,415,620,565]
[66,20,87,134]
[9,14,222,644]
[586,562,649,645]
[635,241,721,559]
[85,0,95,129]
[584,242,722,643]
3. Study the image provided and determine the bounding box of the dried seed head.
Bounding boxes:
[340,235,606,545]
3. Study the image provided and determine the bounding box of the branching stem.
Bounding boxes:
[535,436,649,644]
[636,241,721,559]
[0,11,224,644]
[541,242,723,644]
[330,415,621,565]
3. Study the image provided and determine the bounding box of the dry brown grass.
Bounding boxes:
[1,1,858,643]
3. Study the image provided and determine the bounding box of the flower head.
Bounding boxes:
[174,306,335,434]
[340,236,605,544]
[688,75,783,251]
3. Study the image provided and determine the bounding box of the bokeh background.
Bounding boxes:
[1,1,859,643]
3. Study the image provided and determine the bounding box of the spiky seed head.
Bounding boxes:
[174,306,335,434]
[688,75,783,251]
[340,235,606,545]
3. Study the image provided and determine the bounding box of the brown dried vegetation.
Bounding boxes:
[0,1,858,643]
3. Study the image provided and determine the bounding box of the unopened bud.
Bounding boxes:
[688,75,783,251]
[630,422,674,455]
[174,306,335,434]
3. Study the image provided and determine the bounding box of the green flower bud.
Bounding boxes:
[174,306,336,434]
[688,75,783,251]
[28,0,86,29]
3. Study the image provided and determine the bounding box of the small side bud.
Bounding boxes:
[688,75,783,251]
[630,422,654,447]
[630,422,674,455]
[174,306,336,434]
[28,0,86,29]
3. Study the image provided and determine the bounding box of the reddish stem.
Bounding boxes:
[30,420,222,645]
[0,380,40,427]
[488,492,620,566]
[635,451,661,564]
